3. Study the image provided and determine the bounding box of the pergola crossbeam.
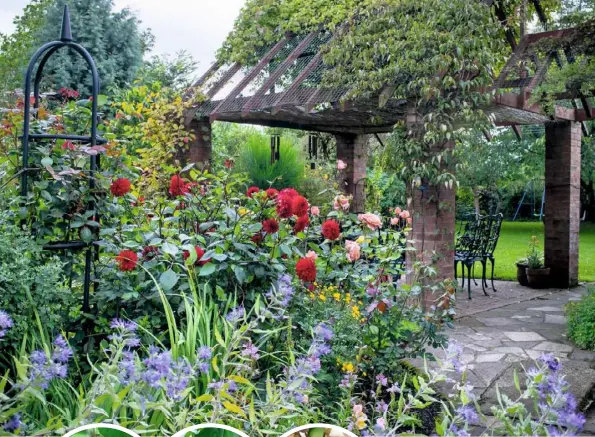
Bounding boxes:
[211,36,293,120]
[242,32,319,114]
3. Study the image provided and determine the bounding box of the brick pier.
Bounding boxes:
[335,134,368,213]
[544,121,581,288]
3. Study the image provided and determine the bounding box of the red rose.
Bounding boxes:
[262,218,279,234]
[296,257,317,282]
[294,215,309,233]
[61,141,76,151]
[247,186,260,198]
[279,188,299,198]
[110,178,131,197]
[291,195,309,217]
[183,246,211,266]
[322,220,341,241]
[142,245,159,259]
[116,250,138,272]
[169,175,189,197]
[251,233,264,245]
[265,188,279,199]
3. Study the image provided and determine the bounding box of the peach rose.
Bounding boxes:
[390,217,400,226]
[333,195,351,212]
[310,206,320,216]
[345,240,361,263]
[400,210,411,219]
[407,217,413,225]
[394,207,402,215]
[358,213,383,231]
[337,160,347,170]
[305,250,318,261]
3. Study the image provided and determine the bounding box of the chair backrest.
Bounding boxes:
[456,215,485,256]
[483,213,504,256]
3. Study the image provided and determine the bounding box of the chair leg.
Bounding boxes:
[454,260,458,281]
[471,263,478,286]
[481,260,488,296]
[467,264,472,300]
[490,256,497,292]
[461,261,465,289]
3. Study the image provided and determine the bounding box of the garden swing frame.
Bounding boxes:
[20,6,105,317]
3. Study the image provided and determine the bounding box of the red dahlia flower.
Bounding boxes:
[279,188,299,198]
[262,218,279,234]
[265,188,279,199]
[169,175,189,197]
[142,246,159,259]
[247,186,260,198]
[116,250,138,272]
[183,246,211,266]
[322,220,341,241]
[296,257,316,282]
[110,178,131,197]
[291,195,309,217]
[251,233,264,245]
[294,215,309,233]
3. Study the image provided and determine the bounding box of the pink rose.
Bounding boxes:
[358,213,383,231]
[310,206,320,216]
[407,217,413,225]
[333,195,351,212]
[400,210,411,219]
[390,217,400,226]
[345,240,361,263]
[337,160,347,170]
[394,207,402,215]
[305,250,318,261]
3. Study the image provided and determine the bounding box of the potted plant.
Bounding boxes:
[525,236,550,289]
[516,258,529,286]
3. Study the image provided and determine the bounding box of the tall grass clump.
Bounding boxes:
[236,133,305,189]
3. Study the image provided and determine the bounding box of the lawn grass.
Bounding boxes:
[456,221,595,282]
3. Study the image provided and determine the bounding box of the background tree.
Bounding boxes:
[33,0,146,94]
[0,0,52,99]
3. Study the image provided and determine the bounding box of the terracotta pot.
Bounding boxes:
[526,267,551,289]
[516,263,529,286]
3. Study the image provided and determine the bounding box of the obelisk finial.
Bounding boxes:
[60,5,73,42]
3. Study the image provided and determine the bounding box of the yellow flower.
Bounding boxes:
[345,294,351,304]
[319,294,327,302]
[356,236,365,244]
[360,317,366,323]
[352,306,361,319]
[333,293,341,301]
[355,415,368,430]
[238,208,249,216]
[342,362,355,373]
[309,293,315,300]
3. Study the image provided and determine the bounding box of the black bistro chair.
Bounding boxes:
[480,213,504,292]
[454,216,489,299]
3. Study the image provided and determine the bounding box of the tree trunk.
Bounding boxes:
[473,187,481,215]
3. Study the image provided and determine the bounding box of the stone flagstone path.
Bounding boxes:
[410,281,595,435]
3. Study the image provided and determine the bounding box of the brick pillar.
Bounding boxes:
[335,133,368,212]
[184,117,212,168]
[409,142,456,307]
[544,121,581,288]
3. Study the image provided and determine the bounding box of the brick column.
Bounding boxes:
[409,142,456,307]
[335,133,368,212]
[544,121,581,288]
[184,117,212,168]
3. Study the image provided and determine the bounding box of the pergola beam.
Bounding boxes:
[242,32,318,114]
[211,35,294,120]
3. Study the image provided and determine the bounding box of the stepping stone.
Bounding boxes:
[476,353,506,363]
[527,306,563,312]
[544,314,567,325]
[504,331,545,342]
[532,341,573,353]
[570,350,595,361]
[511,315,532,320]
[476,317,519,327]
[465,344,488,352]
[492,346,526,356]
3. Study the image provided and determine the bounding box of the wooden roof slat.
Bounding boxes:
[242,32,319,114]
[271,49,325,114]
[494,37,530,88]
[211,36,293,120]
[183,62,221,101]
[205,63,242,100]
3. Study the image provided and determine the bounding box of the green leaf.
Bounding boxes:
[199,263,216,276]
[162,241,179,257]
[160,269,178,291]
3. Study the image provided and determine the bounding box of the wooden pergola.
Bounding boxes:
[181,4,593,292]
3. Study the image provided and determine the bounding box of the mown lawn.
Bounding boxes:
[456,221,595,283]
